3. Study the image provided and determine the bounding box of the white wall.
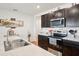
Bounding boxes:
[0,9,35,52]
[33,16,41,40]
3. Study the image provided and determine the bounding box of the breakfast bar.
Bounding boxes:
[0,41,55,56]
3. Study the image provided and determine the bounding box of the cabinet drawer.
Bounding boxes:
[39,45,48,50]
[38,42,48,46]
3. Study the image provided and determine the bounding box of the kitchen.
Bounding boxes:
[0,3,79,56]
[35,3,79,56]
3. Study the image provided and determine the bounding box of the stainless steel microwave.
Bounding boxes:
[50,18,66,27]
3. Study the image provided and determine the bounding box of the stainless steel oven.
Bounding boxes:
[49,37,61,46]
[49,32,67,46]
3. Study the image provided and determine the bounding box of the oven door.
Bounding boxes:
[49,37,62,46]
[49,37,57,45]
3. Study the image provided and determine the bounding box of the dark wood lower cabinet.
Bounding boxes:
[57,40,79,56]
[62,46,73,56]
[38,35,49,50]
[38,35,79,56]
[38,35,62,52]
[62,46,79,56]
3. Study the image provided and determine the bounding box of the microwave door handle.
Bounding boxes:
[60,19,63,24]
[60,19,62,24]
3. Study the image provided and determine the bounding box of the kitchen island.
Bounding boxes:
[0,41,55,56]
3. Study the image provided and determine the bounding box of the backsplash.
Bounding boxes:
[39,27,79,37]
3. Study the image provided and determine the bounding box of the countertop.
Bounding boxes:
[56,36,79,48]
[0,42,55,56]
[39,33,79,43]
[62,35,79,42]
[38,34,50,36]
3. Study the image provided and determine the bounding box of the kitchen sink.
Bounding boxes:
[4,40,30,51]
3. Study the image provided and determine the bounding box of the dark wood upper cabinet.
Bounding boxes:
[41,9,65,27]
[41,13,55,27]
[41,4,79,27]
[41,15,46,27]
[66,4,79,18]
[65,4,79,27]
[53,9,65,18]
[41,14,50,27]
[38,35,49,50]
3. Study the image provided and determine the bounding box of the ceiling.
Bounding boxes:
[0,3,66,15]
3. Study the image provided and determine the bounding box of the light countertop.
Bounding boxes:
[0,42,55,56]
[63,35,79,42]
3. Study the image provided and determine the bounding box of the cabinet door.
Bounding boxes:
[54,9,65,18]
[41,15,46,27]
[38,35,49,45]
[41,14,51,27]
[62,45,79,56]
[45,14,50,27]
[67,4,79,18]
[38,35,49,50]
[65,4,79,27]
[62,46,72,56]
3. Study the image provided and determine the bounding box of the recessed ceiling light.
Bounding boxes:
[13,9,18,12]
[36,5,40,9]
